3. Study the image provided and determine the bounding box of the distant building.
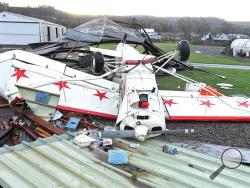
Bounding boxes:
[201,32,213,41]
[0,11,66,45]
[201,32,248,42]
[141,28,161,40]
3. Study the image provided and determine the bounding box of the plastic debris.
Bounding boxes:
[108,150,129,165]
[103,138,113,147]
[163,145,178,155]
[66,117,81,129]
[129,143,140,150]
[73,134,97,147]
[102,138,113,151]
[104,126,116,132]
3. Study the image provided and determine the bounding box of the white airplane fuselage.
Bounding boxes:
[114,44,167,138]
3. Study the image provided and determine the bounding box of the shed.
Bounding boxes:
[0,11,66,45]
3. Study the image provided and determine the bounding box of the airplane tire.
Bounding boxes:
[178,40,190,62]
[90,51,105,75]
[78,54,91,68]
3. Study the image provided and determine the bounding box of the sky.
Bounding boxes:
[2,0,250,21]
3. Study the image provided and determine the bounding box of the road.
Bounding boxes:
[191,45,250,63]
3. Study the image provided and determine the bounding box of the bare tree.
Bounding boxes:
[177,17,192,40]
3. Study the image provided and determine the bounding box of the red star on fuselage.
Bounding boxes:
[54,81,70,91]
[199,100,215,108]
[11,68,29,82]
[238,101,250,108]
[164,99,178,107]
[94,90,108,101]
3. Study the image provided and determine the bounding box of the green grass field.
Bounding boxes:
[157,68,250,96]
[155,43,250,66]
[94,43,250,96]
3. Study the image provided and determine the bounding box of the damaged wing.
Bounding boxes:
[159,89,250,121]
[0,50,119,119]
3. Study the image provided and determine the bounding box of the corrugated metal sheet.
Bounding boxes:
[0,133,249,188]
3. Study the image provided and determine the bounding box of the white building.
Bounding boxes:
[213,33,231,41]
[144,28,156,36]
[141,28,161,40]
[0,11,66,45]
[201,32,248,42]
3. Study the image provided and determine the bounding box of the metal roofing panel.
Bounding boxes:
[0,11,65,27]
[0,133,249,188]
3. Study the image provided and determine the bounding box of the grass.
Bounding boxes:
[157,67,250,96]
[97,42,250,66]
[155,43,250,66]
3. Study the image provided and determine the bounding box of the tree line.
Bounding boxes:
[1,2,250,40]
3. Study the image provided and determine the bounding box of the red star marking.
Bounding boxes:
[238,101,250,108]
[11,68,29,82]
[54,81,70,91]
[94,90,108,101]
[199,100,215,108]
[164,99,178,107]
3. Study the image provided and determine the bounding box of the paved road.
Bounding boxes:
[192,63,250,70]
[191,45,250,63]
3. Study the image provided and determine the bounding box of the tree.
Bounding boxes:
[151,22,162,32]
[0,2,9,11]
[177,17,192,40]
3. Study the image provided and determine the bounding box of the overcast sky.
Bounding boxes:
[2,0,250,21]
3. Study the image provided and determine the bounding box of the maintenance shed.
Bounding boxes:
[0,11,66,45]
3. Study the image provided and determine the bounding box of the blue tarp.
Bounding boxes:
[108,150,128,165]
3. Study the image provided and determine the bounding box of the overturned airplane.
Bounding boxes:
[0,40,250,140]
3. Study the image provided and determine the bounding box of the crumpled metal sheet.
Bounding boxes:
[65,17,145,43]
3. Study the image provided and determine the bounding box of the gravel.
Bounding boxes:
[165,121,250,148]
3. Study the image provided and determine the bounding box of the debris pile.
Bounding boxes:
[0,97,113,146]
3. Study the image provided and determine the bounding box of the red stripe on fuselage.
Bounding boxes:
[169,116,250,122]
[57,105,117,119]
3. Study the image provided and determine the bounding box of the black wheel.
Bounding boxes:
[78,54,92,68]
[178,40,190,61]
[90,51,105,75]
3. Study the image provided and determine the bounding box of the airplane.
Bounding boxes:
[0,41,250,141]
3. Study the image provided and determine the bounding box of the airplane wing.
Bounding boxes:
[159,90,250,121]
[90,43,156,62]
[0,50,119,119]
[90,47,122,58]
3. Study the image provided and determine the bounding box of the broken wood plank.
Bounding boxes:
[13,107,64,135]
[15,122,39,140]
[24,112,65,135]
[0,104,9,108]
